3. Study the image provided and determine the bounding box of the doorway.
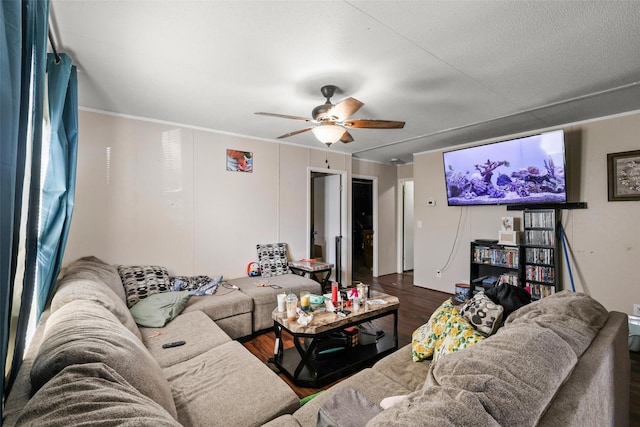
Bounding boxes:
[397,179,414,273]
[308,169,347,284]
[352,177,375,282]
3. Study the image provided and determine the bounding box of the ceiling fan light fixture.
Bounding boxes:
[312,124,344,147]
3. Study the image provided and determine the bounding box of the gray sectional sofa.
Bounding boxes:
[4,256,630,426]
[272,291,631,427]
[3,256,320,426]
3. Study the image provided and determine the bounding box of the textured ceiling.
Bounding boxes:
[50,1,640,163]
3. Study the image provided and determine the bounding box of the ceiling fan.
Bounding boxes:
[255,85,405,146]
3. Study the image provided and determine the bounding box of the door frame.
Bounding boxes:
[352,174,378,278]
[307,167,349,285]
[397,178,414,273]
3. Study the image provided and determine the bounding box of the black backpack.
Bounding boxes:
[485,283,531,320]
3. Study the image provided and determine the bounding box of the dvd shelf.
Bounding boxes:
[470,242,524,296]
[523,208,561,300]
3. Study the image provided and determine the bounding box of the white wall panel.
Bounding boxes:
[65,111,194,274]
[67,111,353,282]
[192,131,279,278]
[278,144,310,262]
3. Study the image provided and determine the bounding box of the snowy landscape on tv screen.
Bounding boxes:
[443,130,567,206]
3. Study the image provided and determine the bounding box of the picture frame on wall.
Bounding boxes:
[226,149,253,173]
[607,149,640,201]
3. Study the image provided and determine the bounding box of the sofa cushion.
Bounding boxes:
[163,341,299,427]
[139,310,231,368]
[182,289,253,322]
[51,277,142,340]
[129,290,191,327]
[118,264,171,308]
[459,292,504,336]
[31,300,177,418]
[505,290,608,357]
[374,344,432,392]
[60,255,126,303]
[17,363,180,426]
[261,414,302,427]
[231,274,321,331]
[257,243,290,278]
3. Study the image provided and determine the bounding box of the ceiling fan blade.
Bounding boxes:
[276,127,314,139]
[343,119,405,129]
[340,131,354,143]
[255,112,313,122]
[329,97,364,121]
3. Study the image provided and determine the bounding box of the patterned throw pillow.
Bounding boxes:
[459,292,504,336]
[411,298,485,363]
[170,275,213,292]
[118,265,171,308]
[411,322,435,362]
[411,298,458,362]
[256,243,290,278]
[432,312,485,362]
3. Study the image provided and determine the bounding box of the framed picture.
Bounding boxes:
[226,149,253,173]
[607,149,640,201]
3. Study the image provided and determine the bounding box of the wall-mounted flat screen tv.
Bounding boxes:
[443,130,567,206]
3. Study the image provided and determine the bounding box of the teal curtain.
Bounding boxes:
[36,53,78,314]
[0,0,24,409]
[2,0,50,403]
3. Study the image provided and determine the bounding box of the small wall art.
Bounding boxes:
[607,149,640,201]
[226,149,253,173]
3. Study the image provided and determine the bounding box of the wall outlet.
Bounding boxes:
[634,304,640,316]
[436,270,442,278]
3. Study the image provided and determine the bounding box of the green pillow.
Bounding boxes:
[129,291,191,327]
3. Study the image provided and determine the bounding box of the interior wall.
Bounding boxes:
[64,110,352,281]
[413,111,640,314]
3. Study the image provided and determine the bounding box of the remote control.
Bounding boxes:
[162,340,186,349]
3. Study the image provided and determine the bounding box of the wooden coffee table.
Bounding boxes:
[271,291,399,387]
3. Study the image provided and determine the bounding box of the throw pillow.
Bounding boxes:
[411,298,486,363]
[411,298,458,362]
[432,312,486,362]
[118,265,171,308]
[459,292,504,336]
[256,243,290,278]
[129,291,192,327]
[411,322,435,362]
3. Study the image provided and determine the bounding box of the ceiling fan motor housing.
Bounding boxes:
[312,85,339,121]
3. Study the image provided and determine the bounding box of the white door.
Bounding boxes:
[313,174,341,281]
[403,180,414,271]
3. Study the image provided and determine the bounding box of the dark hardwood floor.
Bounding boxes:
[243,270,640,426]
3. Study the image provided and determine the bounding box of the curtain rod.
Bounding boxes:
[48,28,61,64]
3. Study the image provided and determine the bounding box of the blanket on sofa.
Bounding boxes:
[367,291,609,427]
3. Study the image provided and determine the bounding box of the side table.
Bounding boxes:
[288,261,333,294]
